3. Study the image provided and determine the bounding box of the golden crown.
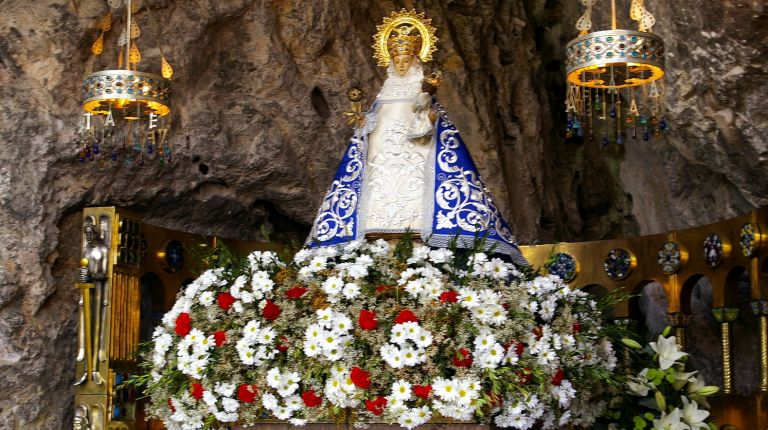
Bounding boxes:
[387,25,422,57]
[373,9,438,67]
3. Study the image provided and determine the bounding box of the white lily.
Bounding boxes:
[672,369,697,391]
[681,396,709,430]
[686,374,705,395]
[627,371,651,397]
[649,335,688,370]
[652,408,690,430]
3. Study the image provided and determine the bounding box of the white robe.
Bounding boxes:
[360,60,434,234]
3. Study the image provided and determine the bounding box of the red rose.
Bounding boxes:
[452,347,473,368]
[213,331,227,347]
[262,299,281,321]
[286,286,308,299]
[365,396,387,415]
[190,383,204,400]
[350,367,371,389]
[301,390,322,408]
[217,292,236,311]
[237,384,258,403]
[175,313,192,337]
[552,369,565,386]
[376,284,392,293]
[277,335,289,352]
[505,340,524,357]
[572,322,582,334]
[394,309,419,324]
[358,310,378,330]
[533,326,543,340]
[439,290,458,303]
[167,398,176,413]
[413,384,432,399]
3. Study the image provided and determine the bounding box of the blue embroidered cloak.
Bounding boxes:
[306,100,528,267]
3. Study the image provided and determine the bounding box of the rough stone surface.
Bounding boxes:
[0,0,766,427]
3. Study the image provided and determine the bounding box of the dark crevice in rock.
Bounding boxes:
[310,87,331,120]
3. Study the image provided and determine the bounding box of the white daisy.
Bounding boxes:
[390,379,412,401]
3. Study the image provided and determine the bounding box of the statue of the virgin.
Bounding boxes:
[307,10,527,267]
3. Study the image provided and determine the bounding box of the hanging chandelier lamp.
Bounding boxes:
[564,0,666,145]
[78,0,173,166]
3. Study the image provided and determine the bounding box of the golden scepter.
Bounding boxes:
[343,87,365,128]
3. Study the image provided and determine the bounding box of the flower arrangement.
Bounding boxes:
[603,330,719,430]
[138,238,619,430]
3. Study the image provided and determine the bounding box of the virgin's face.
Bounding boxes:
[393,55,414,76]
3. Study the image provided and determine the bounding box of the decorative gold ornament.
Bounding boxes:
[100,12,112,32]
[91,32,104,55]
[372,9,438,67]
[347,87,363,102]
[130,21,140,39]
[425,70,443,87]
[564,0,666,145]
[161,54,173,79]
[78,0,174,166]
[128,43,141,64]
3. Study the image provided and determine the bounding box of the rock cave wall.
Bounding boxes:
[0,0,765,427]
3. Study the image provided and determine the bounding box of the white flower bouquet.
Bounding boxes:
[137,238,619,430]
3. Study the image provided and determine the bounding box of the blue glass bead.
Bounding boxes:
[616,135,624,145]
[133,143,141,153]
[577,127,584,137]
[659,119,667,130]
[572,119,581,129]
[642,128,650,141]
[640,115,649,125]
[147,143,154,154]
[111,151,118,162]
[610,105,616,119]
[602,135,609,146]
[93,143,100,155]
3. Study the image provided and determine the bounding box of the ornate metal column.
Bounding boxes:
[712,307,740,394]
[668,312,691,351]
[751,300,768,392]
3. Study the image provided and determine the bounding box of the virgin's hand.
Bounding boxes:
[343,111,365,128]
[428,109,437,124]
